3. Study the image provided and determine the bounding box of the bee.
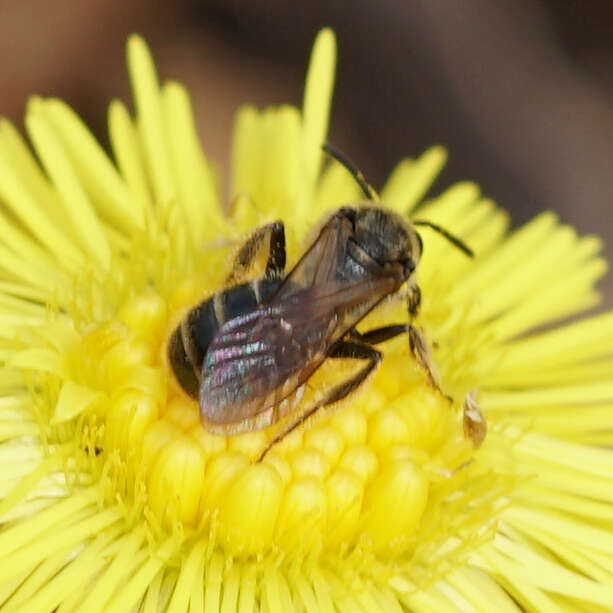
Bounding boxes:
[168,146,473,460]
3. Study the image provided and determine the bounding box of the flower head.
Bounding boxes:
[0,29,612,613]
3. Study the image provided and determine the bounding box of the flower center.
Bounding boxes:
[58,274,498,561]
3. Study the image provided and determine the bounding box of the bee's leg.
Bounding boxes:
[349,324,409,344]
[226,221,286,284]
[263,221,286,279]
[408,283,421,318]
[407,326,443,392]
[404,283,443,391]
[351,323,443,393]
[258,342,380,461]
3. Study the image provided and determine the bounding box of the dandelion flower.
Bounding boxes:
[1,28,612,613]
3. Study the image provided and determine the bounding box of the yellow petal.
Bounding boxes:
[301,28,336,209]
[52,381,105,424]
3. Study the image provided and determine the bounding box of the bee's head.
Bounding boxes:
[339,206,421,279]
[322,146,473,280]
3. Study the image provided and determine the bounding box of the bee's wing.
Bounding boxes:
[272,211,352,299]
[199,278,396,430]
[199,288,335,429]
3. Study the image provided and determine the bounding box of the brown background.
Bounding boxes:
[1,0,612,305]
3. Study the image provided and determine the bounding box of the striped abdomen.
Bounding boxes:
[168,278,282,398]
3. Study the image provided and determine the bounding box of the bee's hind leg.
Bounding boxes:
[257,342,381,461]
[226,221,286,284]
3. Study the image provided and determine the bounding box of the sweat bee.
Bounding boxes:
[168,146,473,460]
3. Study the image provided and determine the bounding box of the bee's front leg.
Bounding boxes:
[407,326,443,392]
[407,282,421,318]
[349,324,409,344]
[402,282,444,392]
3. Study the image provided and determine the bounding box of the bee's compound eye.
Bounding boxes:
[336,207,357,227]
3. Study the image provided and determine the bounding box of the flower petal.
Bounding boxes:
[127,35,175,207]
[26,101,111,270]
[301,28,336,210]
[162,81,226,243]
[52,381,105,424]
[383,146,447,213]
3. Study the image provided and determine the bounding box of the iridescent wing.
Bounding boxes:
[199,287,332,431]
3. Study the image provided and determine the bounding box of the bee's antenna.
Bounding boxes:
[413,220,474,257]
[322,144,379,202]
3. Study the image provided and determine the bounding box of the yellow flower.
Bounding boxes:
[1,28,612,613]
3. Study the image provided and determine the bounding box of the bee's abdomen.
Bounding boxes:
[168,278,282,398]
[221,278,281,315]
[168,325,201,397]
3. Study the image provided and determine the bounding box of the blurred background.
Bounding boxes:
[1,0,612,303]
